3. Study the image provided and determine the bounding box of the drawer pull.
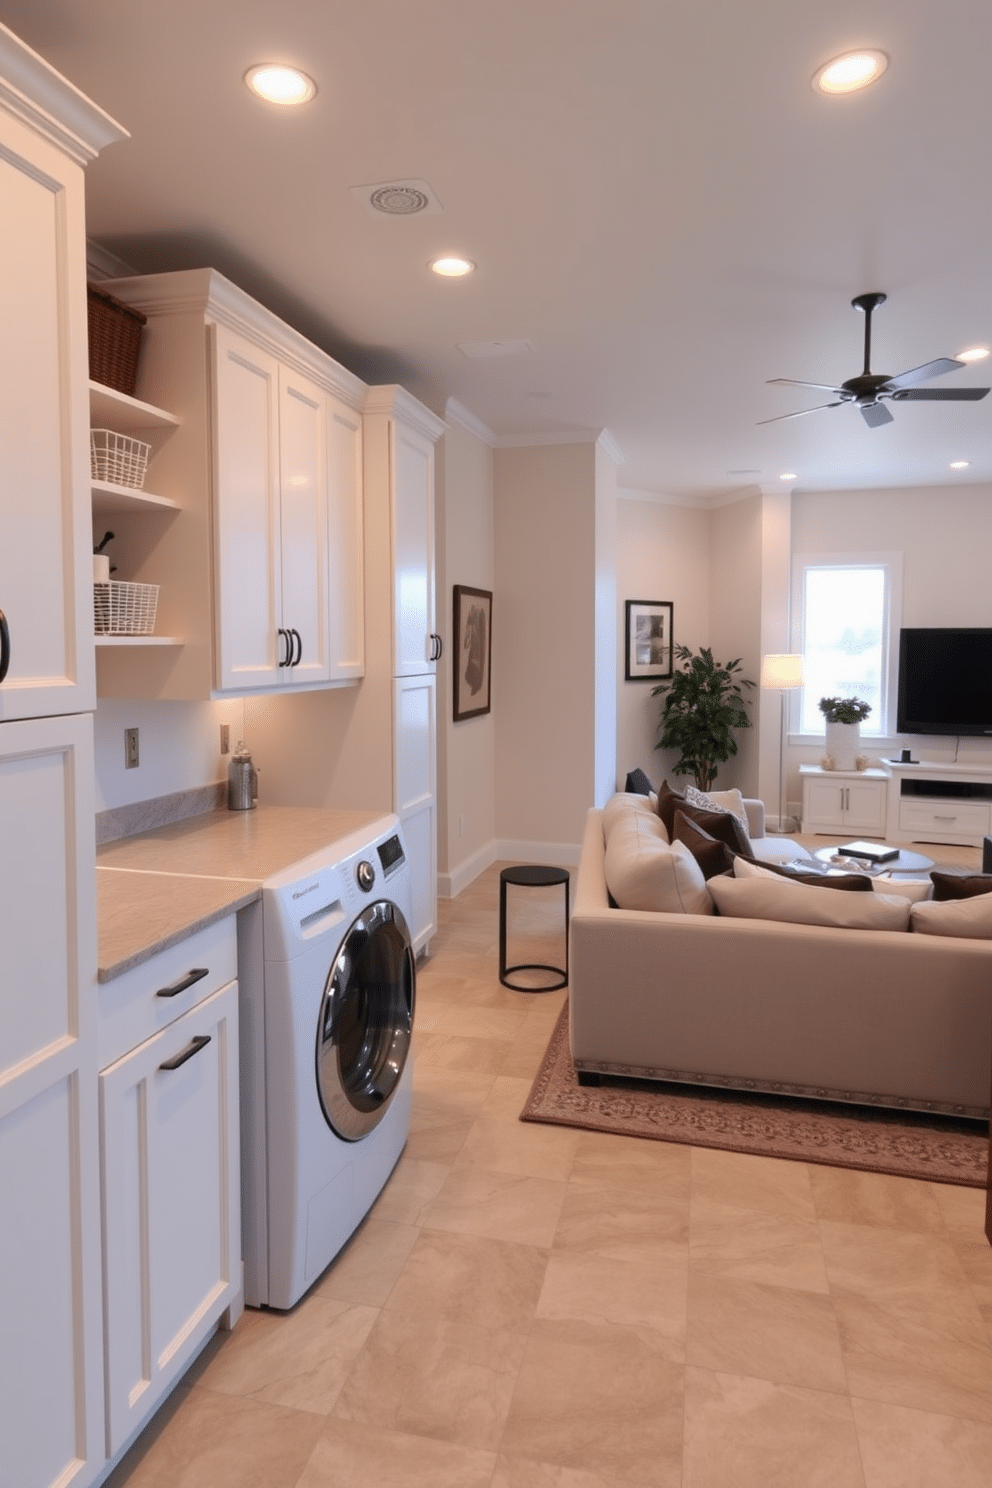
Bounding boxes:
[159,1034,211,1072]
[156,967,209,999]
[934,815,957,822]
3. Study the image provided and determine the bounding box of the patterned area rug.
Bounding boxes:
[521,1004,990,1188]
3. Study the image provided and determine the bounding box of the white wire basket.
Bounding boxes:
[90,428,151,489]
[94,581,159,636]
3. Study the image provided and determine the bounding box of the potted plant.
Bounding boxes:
[818,695,871,771]
[652,645,755,791]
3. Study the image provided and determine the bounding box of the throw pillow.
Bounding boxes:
[680,801,753,858]
[709,875,911,931]
[929,870,992,901]
[671,810,736,881]
[655,779,687,838]
[624,767,656,797]
[602,792,666,844]
[684,784,750,833]
[733,855,873,893]
[604,814,713,915]
[910,895,992,938]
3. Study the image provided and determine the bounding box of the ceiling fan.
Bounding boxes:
[760,292,990,428]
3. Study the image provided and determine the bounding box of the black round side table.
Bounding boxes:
[498,865,570,992]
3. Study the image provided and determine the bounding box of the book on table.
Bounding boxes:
[836,840,899,863]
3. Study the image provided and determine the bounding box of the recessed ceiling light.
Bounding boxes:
[245,64,316,106]
[950,460,970,469]
[957,346,990,363]
[779,472,798,481]
[430,257,475,277]
[813,49,888,95]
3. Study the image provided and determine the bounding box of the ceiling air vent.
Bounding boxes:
[351,178,443,216]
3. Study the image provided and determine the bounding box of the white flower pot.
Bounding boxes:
[825,720,861,771]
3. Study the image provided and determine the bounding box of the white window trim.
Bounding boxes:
[790,550,903,742]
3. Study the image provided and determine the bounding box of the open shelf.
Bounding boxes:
[91,480,180,516]
[89,381,180,435]
[94,636,183,647]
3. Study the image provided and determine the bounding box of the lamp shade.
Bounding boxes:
[761,653,803,690]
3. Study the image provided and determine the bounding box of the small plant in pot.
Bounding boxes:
[819,696,871,771]
[652,645,755,792]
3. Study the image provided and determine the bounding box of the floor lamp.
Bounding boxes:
[760,654,803,833]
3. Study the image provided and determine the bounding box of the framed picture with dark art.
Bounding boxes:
[624,599,673,681]
[453,585,492,720]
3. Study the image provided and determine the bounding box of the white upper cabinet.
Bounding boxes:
[92,270,365,700]
[0,29,124,722]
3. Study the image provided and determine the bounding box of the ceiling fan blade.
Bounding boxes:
[757,402,845,425]
[767,378,847,394]
[883,357,964,390]
[861,402,894,428]
[890,386,989,401]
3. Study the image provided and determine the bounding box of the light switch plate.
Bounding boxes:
[125,727,139,769]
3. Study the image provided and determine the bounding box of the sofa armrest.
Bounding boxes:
[744,798,765,838]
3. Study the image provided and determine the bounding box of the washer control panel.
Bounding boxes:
[355,859,376,893]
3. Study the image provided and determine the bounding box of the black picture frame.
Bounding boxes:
[624,599,673,681]
[453,585,492,720]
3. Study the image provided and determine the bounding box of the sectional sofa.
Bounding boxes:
[568,792,992,1117]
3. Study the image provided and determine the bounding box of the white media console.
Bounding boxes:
[884,760,992,848]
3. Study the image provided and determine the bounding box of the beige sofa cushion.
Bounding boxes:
[604,814,712,915]
[710,873,911,931]
[603,791,667,842]
[911,895,992,938]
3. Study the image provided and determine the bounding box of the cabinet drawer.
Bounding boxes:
[98,916,237,1070]
[898,799,992,837]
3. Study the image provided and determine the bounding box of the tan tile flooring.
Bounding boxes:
[106,845,992,1488]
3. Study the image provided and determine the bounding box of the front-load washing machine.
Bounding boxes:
[239,814,415,1309]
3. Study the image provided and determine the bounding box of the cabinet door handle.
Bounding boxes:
[429,632,442,661]
[0,607,9,684]
[159,1034,211,1072]
[277,627,290,667]
[156,967,209,999]
[934,814,957,822]
[291,627,302,666]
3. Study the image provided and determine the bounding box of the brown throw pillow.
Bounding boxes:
[671,810,736,881]
[930,871,992,901]
[656,779,687,838]
[680,801,753,857]
[746,858,875,893]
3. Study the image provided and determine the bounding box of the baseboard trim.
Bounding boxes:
[438,840,498,899]
[495,837,581,869]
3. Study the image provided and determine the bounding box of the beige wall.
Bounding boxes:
[435,409,497,893]
[494,441,603,855]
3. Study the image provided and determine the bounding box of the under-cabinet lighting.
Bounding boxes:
[950,460,970,469]
[957,347,989,363]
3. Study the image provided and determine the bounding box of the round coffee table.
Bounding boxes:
[813,845,934,878]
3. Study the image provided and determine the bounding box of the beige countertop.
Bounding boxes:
[97,804,391,980]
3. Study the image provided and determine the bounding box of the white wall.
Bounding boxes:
[93,696,231,811]
[615,493,711,787]
[435,407,496,894]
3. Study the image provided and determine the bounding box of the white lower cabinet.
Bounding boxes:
[800,767,888,836]
[100,972,241,1457]
[394,673,437,953]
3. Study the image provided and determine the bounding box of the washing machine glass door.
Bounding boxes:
[316,900,415,1141]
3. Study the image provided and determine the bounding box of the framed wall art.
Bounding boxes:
[624,599,673,681]
[453,584,492,720]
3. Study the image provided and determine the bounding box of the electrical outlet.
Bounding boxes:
[220,723,230,755]
[125,727,139,769]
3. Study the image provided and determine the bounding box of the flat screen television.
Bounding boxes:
[896,628,992,736]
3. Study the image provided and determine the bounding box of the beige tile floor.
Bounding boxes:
[106,845,992,1488]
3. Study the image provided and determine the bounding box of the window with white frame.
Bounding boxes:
[794,555,901,737]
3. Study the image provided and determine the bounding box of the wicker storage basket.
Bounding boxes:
[87,285,146,396]
[90,429,150,489]
[94,581,159,636]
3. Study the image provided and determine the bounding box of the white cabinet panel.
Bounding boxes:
[392,424,436,675]
[0,714,103,1488]
[0,100,94,720]
[395,674,437,952]
[800,768,888,836]
[278,366,329,684]
[212,325,282,690]
[101,979,240,1456]
[326,395,365,680]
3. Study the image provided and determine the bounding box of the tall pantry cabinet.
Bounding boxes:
[363,388,445,954]
[0,26,126,1488]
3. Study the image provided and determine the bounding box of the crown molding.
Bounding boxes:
[363,384,447,440]
[0,23,127,163]
[495,427,606,449]
[443,398,496,445]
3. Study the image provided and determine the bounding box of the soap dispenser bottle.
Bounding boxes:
[228,742,258,811]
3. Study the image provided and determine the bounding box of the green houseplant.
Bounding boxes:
[652,645,755,791]
[818,696,871,725]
